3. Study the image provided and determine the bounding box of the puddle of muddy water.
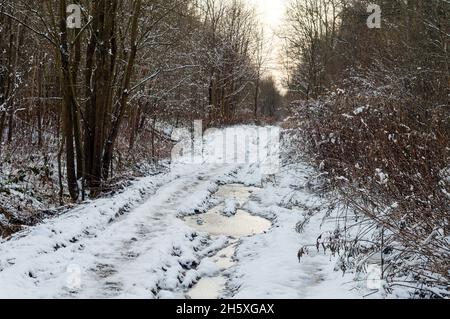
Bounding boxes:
[185,207,271,237]
[213,242,238,269]
[186,241,238,299]
[214,184,261,206]
[184,184,270,237]
[187,276,227,299]
[184,184,271,299]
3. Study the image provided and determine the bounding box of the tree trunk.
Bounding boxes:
[58,0,79,201]
[102,0,141,179]
[254,73,260,119]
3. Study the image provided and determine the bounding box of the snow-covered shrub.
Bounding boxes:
[291,73,450,297]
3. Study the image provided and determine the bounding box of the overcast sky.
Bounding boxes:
[249,0,288,92]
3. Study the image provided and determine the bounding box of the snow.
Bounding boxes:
[0,159,236,298]
[353,106,367,115]
[226,163,361,299]
[223,198,237,216]
[0,125,366,299]
[375,168,389,185]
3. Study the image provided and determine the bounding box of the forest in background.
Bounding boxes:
[282,0,449,296]
[0,0,284,237]
[0,0,448,298]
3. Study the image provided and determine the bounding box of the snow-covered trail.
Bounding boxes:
[0,126,361,299]
[0,161,237,298]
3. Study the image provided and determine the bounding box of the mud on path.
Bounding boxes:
[183,184,272,299]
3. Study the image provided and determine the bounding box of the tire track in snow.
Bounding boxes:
[0,163,237,298]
